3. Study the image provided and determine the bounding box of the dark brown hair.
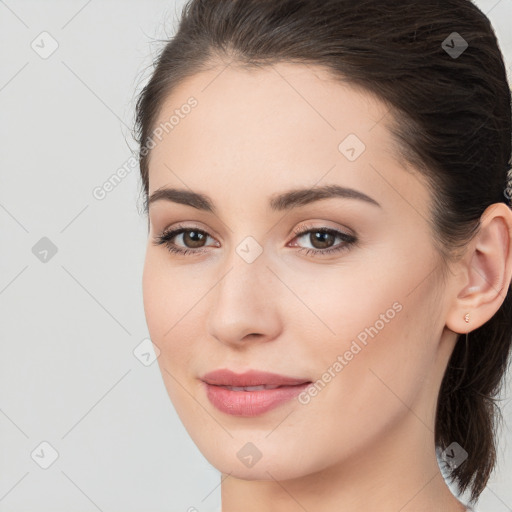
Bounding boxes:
[134,0,512,504]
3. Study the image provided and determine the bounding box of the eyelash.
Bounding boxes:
[152,223,357,257]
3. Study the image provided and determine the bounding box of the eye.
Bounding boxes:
[152,223,218,256]
[289,223,357,256]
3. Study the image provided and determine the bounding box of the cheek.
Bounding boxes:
[142,254,203,421]
[142,250,194,337]
[142,249,217,392]
[142,250,206,375]
[295,247,439,403]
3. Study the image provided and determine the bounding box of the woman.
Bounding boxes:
[134,0,512,510]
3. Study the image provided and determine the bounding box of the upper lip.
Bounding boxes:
[201,369,311,387]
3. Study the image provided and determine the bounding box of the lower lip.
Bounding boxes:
[203,382,312,417]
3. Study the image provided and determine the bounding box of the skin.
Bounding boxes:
[141,61,512,512]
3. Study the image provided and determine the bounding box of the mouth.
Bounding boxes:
[200,369,313,417]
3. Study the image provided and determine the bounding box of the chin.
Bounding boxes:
[196,440,319,482]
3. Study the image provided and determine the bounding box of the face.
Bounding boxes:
[142,62,454,481]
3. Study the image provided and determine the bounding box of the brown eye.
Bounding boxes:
[307,230,337,249]
[291,225,357,257]
[180,229,208,248]
[153,225,216,255]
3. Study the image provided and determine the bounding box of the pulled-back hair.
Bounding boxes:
[134,0,512,504]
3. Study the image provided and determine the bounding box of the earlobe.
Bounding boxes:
[446,203,512,334]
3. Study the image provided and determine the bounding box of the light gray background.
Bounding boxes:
[1,1,511,511]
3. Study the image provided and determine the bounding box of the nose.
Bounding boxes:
[207,247,283,347]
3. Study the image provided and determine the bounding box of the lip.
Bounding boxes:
[201,368,310,387]
[200,369,312,417]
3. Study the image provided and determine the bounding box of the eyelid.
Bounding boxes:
[290,221,355,240]
[155,221,352,243]
[153,219,219,239]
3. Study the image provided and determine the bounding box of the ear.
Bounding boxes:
[445,203,512,335]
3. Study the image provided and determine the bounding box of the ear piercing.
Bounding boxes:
[464,313,470,323]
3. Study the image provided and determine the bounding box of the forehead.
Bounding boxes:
[150,62,391,154]
[146,62,424,212]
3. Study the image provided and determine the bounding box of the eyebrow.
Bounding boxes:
[146,184,381,213]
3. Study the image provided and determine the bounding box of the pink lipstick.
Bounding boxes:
[201,369,312,417]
